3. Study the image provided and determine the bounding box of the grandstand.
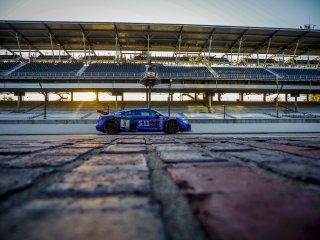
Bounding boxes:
[0,20,319,113]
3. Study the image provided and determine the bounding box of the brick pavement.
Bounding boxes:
[0,134,320,240]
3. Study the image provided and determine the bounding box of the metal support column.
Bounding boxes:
[115,95,118,112]
[285,93,288,102]
[208,93,212,113]
[96,91,99,102]
[148,86,151,108]
[146,88,149,105]
[265,38,272,64]
[17,93,22,108]
[115,34,119,63]
[71,92,74,102]
[82,32,86,62]
[175,35,182,64]
[15,32,22,59]
[276,76,279,118]
[294,94,298,113]
[237,37,243,63]
[49,33,54,61]
[218,93,221,102]
[263,93,266,102]
[230,48,233,63]
[208,35,213,63]
[44,92,48,120]
[292,40,300,66]
[168,80,172,116]
[240,93,244,102]
[306,94,310,102]
[147,34,150,64]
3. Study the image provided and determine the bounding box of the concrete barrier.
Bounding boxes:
[0,119,319,134]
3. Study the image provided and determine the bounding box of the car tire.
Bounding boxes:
[164,120,180,134]
[103,119,120,134]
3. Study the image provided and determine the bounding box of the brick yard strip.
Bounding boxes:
[0,134,319,240]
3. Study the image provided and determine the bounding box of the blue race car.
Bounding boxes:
[96,108,191,134]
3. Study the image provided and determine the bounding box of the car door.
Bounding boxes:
[134,109,160,131]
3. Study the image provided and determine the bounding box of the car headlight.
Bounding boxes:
[183,119,189,124]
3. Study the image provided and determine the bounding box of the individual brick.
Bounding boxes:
[43,170,150,197]
[64,143,104,148]
[0,147,47,155]
[81,153,148,169]
[167,164,320,240]
[0,168,52,197]
[39,148,92,156]
[0,155,18,162]
[0,197,165,240]
[154,144,194,152]
[202,142,252,152]
[227,149,316,165]
[155,144,223,163]
[103,144,147,153]
[178,138,215,144]
[3,155,78,168]
[248,142,320,160]
[117,139,146,144]
[263,162,320,184]
[158,151,221,163]
[267,139,320,148]
[148,138,178,144]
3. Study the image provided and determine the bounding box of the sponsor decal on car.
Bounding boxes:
[120,119,130,130]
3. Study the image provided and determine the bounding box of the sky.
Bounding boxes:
[0,0,319,29]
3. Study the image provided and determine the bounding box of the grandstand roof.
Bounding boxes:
[0,20,320,55]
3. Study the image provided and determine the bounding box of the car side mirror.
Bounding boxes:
[155,113,161,118]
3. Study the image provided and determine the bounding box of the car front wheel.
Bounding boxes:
[164,120,179,134]
[103,119,120,134]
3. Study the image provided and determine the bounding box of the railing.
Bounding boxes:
[10,72,79,77]
[275,74,320,80]
[216,74,276,79]
[82,72,145,77]
[158,73,213,78]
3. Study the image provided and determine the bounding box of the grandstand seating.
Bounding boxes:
[269,68,320,80]
[0,62,20,75]
[82,63,145,77]
[10,63,83,76]
[157,65,212,78]
[212,67,275,79]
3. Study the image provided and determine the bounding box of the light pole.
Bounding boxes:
[168,79,172,116]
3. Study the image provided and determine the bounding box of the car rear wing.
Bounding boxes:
[97,109,108,115]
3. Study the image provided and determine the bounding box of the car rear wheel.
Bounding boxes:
[103,120,120,134]
[164,120,179,134]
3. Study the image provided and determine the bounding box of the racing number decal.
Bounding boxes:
[138,120,149,127]
[138,120,156,127]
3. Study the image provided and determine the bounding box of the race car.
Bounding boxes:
[96,108,191,134]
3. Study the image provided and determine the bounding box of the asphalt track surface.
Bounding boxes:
[0,134,320,240]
